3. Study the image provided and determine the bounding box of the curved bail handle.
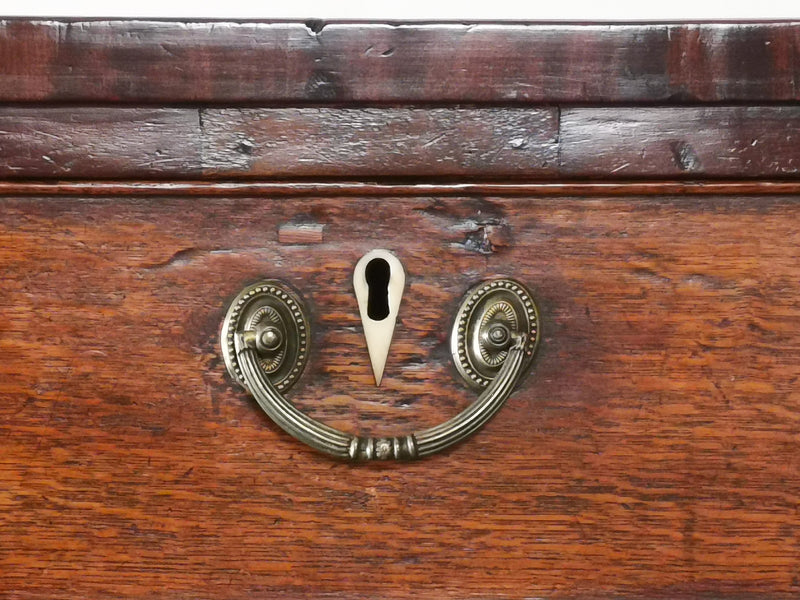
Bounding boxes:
[236,332,527,460]
[222,278,540,461]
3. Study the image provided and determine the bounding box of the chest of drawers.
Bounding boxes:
[1,19,799,599]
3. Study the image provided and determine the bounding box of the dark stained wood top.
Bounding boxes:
[0,19,799,104]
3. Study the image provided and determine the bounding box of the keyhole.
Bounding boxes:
[365,258,391,320]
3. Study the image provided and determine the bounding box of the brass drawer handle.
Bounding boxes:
[221,279,539,461]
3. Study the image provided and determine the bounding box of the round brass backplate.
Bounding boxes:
[221,280,310,393]
[450,278,540,389]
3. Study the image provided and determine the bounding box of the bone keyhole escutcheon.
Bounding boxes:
[353,250,406,386]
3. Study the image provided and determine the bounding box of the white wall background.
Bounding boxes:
[0,0,797,20]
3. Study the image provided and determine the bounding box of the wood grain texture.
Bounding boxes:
[200,107,558,178]
[0,20,799,103]
[1,192,799,598]
[561,107,800,178]
[0,107,557,179]
[4,106,800,180]
[0,108,202,179]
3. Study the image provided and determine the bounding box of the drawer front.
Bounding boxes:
[2,192,799,598]
[3,17,800,600]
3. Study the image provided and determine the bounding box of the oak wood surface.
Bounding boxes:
[199,107,558,178]
[0,108,203,179]
[560,106,800,178]
[3,106,800,180]
[1,20,799,104]
[1,192,799,599]
[2,16,799,600]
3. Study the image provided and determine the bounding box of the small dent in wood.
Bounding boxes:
[671,141,702,172]
[236,138,255,155]
[460,222,512,255]
[304,19,326,36]
[305,70,344,101]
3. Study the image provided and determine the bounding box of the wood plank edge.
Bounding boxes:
[2,181,800,197]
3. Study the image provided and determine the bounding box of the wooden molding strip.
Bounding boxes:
[1,106,799,180]
[1,20,799,103]
[2,181,800,197]
[560,107,800,178]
